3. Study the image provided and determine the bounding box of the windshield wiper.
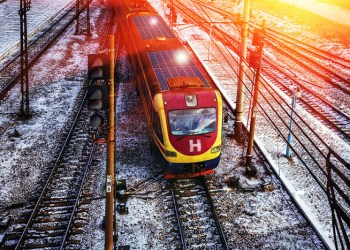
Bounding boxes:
[176,133,211,140]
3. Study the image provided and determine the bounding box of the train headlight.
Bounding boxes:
[165,150,177,157]
[185,94,197,107]
[211,145,221,154]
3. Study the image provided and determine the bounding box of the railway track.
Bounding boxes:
[173,0,350,142]
[162,177,228,250]
[0,88,95,249]
[108,3,329,247]
[263,32,350,94]
[258,24,350,79]
[263,62,350,142]
[0,2,114,248]
[155,1,350,247]
[0,0,88,100]
[0,0,74,61]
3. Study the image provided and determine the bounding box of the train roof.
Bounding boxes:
[131,15,211,92]
[132,15,176,40]
[148,49,211,91]
[123,0,155,14]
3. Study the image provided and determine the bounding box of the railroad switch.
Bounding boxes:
[116,179,127,191]
[116,203,129,214]
[94,138,106,143]
[263,182,274,192]
[118,246,130,250]
[116,190,129,202]
[116,179,128,202]
[245,165,257,178]
[225,176,240,189]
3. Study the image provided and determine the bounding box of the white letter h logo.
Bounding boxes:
[189,139,201,152]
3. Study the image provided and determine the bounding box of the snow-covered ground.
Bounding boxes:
[0,0,74,60]
[0,0,105,246]
[0,0,349,249]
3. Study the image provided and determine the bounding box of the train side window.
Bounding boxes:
[153,112,163,144]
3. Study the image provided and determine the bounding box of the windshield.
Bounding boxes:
[168,108,216,136]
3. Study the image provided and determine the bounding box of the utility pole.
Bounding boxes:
[105,34,115,250]
[87,0,91,36]
[285,86,301,158]
[75,0,80,34]
[233,0,250,140]
[19,0,31,117]
[245,20,266,176]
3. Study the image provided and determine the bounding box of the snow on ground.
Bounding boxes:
[114,51,325,248]
[0,0,349,249]
[0,0,74,60]
[149,0,350,249]
[0,1,103,207]
[0,0,107,244]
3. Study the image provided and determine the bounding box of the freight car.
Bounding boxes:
[114,0,223,178]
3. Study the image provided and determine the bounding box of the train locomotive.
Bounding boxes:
[114,0,223,178]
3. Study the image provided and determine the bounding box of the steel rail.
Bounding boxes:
[201,176,229,250]
[0,2,88,100]
[174,0,350,142]
[14,2,114,249]
[170,182,187,250]
[61,5,115,248]
[14,80,88,250]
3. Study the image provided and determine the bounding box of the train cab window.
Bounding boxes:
[168,108,216,136]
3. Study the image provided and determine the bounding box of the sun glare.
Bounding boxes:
[279,0,317,5]
[278,0,349,25]
[175,50,189,65]
[150,17,158,25]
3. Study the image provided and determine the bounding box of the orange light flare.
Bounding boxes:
[278,0,350,15]
[150,17,158,25]
[175,50,189,65]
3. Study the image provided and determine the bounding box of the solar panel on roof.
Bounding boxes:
[133,15,176,40]
[148,50,211,91]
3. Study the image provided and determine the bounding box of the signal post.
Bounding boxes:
[245,21,266,176]
[19,0,31,117]
[233,0,250,140]
[87,34,115,249]
[106,34,115,250]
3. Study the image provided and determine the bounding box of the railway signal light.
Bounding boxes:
[88,53,109,80]
[87,82,109,110]
[87,53,109,128]
[248,49,260,69]
[87,81,108,127]
[252,28,266,47]
[89,113,104,128]
[249,26,266,69]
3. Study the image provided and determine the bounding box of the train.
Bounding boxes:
[113,0,223,178]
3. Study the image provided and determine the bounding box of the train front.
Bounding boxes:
[157,82,223,179]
